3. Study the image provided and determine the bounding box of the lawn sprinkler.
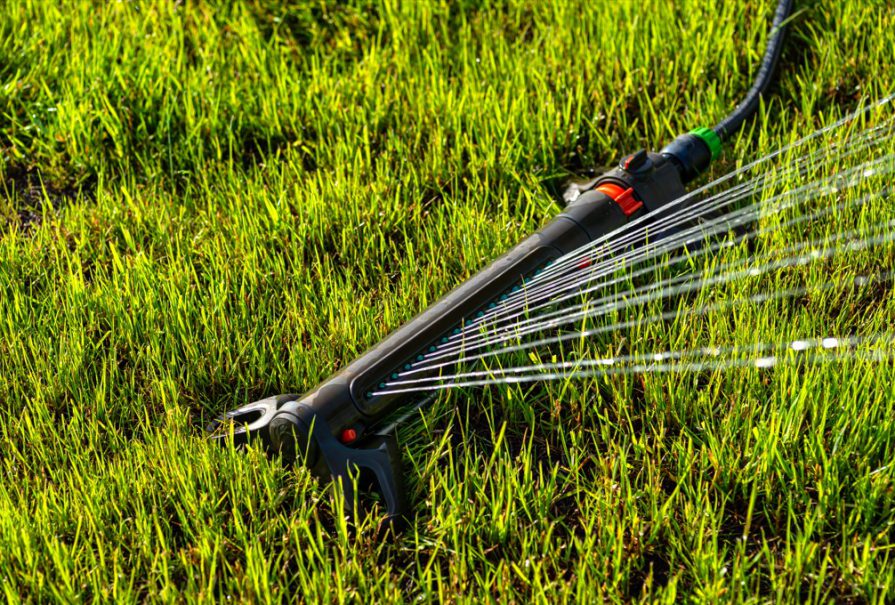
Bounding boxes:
[208,0,794,524]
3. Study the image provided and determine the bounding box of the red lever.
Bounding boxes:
[596,184,644,217]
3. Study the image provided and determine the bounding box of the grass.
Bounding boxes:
[1,0,895,601]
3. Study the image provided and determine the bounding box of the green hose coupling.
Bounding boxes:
[690,127,723,161]
[659,126,723,184]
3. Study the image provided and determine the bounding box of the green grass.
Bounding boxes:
[2,0,895,601]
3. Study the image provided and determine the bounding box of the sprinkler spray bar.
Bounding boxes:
[207,0,794,522]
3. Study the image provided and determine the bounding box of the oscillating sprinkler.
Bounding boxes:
[207,0,794,523]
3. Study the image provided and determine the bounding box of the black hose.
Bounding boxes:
[713,0,795,142]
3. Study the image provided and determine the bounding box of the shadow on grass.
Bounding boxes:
[1,163,96,233]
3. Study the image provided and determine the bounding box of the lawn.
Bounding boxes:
[2,0,895,601]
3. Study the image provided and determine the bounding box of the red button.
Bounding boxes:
[340,428,358,444]
[596,184,644,217]
[614,187,644,217]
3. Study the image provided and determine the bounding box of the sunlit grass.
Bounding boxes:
[1,0,894,601]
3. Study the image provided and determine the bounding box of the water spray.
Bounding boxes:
[208,2,800,522]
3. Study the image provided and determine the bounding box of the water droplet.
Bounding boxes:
[755,356,777,368]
